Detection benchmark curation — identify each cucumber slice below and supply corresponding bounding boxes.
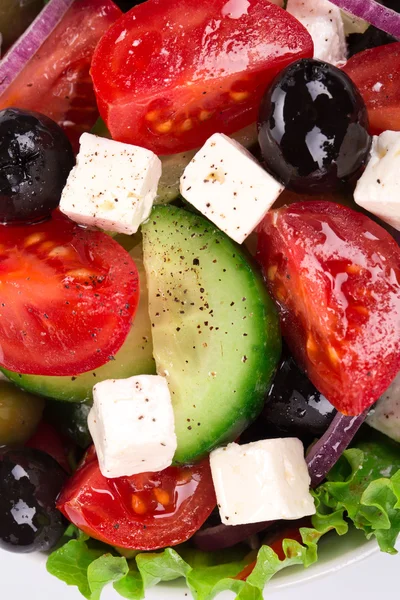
[142,205,281,464]
[91,118,259,205]
[2,242,156,402]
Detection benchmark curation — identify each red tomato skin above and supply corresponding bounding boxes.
[256,201,400,416]
[26,421,71,473]
[57,448,216,550]
[91,0,313,155]
[0,0,121,150]
[343,43,400,136]
[0,212,139,376]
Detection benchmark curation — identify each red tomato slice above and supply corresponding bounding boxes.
[0,0,121,150]
[343,43,400,136]
[27,421,71,473]
[57,447,216,550]
[91,0,313,155]
[0,212,139,376]
[256,201,400,416]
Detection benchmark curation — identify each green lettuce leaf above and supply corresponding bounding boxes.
[312,432,400,553]
[47,430,400,600]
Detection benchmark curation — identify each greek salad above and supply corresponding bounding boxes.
[0,0,400,599]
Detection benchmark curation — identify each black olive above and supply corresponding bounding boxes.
[0,448,66,553]
[262,351,336,440]
[258,59,371,193]
[0,108,74,224]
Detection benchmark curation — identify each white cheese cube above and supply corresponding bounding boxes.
[179,133,284,244]
[354,131,400,231]
[210,439,315,526]
[287,0,347,66]
[367,373,400,443]
[88,375,177,478]
[60,133,162,234]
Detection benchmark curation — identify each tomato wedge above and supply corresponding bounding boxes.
[91,0,313,154]
[257,202,400,416]
[0,0,121,150]
[343,42,400,135]
[0,211,139,376]
[57,446,216,550]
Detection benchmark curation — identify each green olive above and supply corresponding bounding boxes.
[0,381,44,445]
[0,0,43,51]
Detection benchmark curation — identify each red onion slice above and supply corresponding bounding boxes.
[0,0,74,95]
[327,0,400,40]
[194,410,368,551]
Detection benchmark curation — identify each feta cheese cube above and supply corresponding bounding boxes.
[210,439,315,525]
[367,373,400,443]
[60,133,162,235]
[354,131,400,231]
[88,375,177,478]
[180,133,284,244]
[286,0,347,66]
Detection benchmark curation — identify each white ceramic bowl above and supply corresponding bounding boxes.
[0,529,381,600]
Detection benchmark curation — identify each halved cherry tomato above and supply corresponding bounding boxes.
[27,421,71,473]
[0,0,121,150]
[343,43,400,135]
[57,446,216,550]
[0,211,139,376]
[235,522,310,580]
[91,0,313,155]
[257,201,400,416]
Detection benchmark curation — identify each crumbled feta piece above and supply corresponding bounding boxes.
[210,439,316,525]
[354,131,400,231]
[88,375,177,478]
[286,0,347,66]
[179,133,284,244]
[60,133,162,234]
[367,373,400,443]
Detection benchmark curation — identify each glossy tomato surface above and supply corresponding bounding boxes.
[0,212,139,376]
[0,0,121,150]
[257,202,400,416]
[91,0,313,154]
[343,42,400,135]
[57,447,216,550]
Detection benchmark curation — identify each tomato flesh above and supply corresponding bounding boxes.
[57,447,216,550]
[0,0,121,150]
[91,0,313,154]
[27,421,71,473]
[0,212,139,376]
[257,201,400,416]
[343,42,400,136]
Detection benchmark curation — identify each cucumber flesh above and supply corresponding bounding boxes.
[2,242,156,402]
[142,205,281,464]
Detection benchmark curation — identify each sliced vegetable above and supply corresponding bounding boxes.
[57,447,216,550]
[0,211,139,376]
[91,0,313,154]
[3,239,154,400]
[257,201,400,416]
[0,0,122,149]
[142,206,281,464]
[343,42,400,135]
[48,432,400,598]
[327,0,400,39]
[0,0,74,90]
[306,410,368,487]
